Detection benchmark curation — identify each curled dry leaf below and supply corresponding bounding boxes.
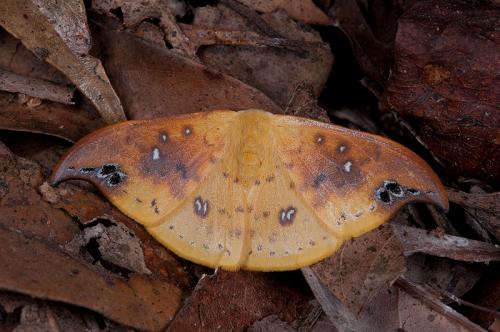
[0,91,104,142]
[0,0,126,123]
[0,142,185,330]
[0,28,70,87]
[167,270,311,332]
[93,22,282,119]
[236,0,331,25]
[380,0,500,183]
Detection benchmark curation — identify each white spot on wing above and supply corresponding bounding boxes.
[152,148,160,160]
[343,161,352,172]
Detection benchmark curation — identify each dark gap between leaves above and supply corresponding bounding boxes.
[82,227,133,279]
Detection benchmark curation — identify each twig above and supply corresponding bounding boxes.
[301,267,368,332]
[219,0,282,38]
[396,276,488,332]
[160,8,198,59]
[0,68,74,104]
[391,224,500,262]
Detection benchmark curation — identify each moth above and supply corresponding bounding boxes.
[51,109,448,271]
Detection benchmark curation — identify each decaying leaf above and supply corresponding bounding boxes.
[310,224,406,315]
[0,91,104,142]
[0,225,182,331]
[0,290,128,331]
[51,110,446,270]
[329,0,403,85]
[396,276,488,332]
[167,270,311,331]
[0,141,185,330]
[0,0,126,123]
[93,22,282,119]
[235,0,331,25]
[192,6,333,108]
[380,0,500,183]
[448,188,500,240]
[92,0,195,58]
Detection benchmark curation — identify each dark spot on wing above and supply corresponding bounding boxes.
[194,196,209,218]
[313,173,327,188]
[79,164,127,188]
[375,180,421,204]
[279,206,297,226]
[176,162,188,179]
[97,164,118,178]
[266,175,274,183]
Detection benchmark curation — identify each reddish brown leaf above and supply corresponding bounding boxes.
[167,270,311,331]
[0,142,186,330]
[0,92,104,142]
[93,20,282,120]
[310,224,406,315]
[380,0,500,183]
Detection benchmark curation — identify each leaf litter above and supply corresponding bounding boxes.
[0,0,499,331]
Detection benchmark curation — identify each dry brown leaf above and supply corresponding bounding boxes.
[405,255,483,304]
[0,290,129,331]
[396,276,488,332]
[92,0,186,26]
[32,0,91,55]
[167,270,311,331]
[380,0,500,183]
[92,0,196,58]
[236,0,331,25]
[310,224,406,315]
[0,225,181,331]
[0,141,186,330]
[448,188,500,240]
[0,0,126,123]
[329,0,403,85]
[93,21,282,119]
[0,92,105,142]
[0,28,70,86]
[192,6,333,108]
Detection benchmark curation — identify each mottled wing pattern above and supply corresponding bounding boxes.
[147,144,249,270]
[273,115,448,240]
[51,110,448,271]
[51,111,237,227]
[242,157,343,270]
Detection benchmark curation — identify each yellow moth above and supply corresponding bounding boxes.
[51,110,448,271]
